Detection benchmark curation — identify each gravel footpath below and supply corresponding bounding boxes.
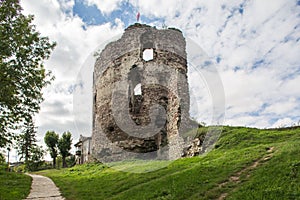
[24,174,65,200]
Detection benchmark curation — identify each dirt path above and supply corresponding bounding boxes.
[216,147,275,200]
[25,174,65,200]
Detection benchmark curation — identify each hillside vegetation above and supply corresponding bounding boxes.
[38,126,300,200]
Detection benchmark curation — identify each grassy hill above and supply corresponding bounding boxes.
[36,126,300,200]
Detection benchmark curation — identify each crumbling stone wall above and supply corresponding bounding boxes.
[92,24,192,162]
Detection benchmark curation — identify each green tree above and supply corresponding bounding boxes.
[56,156,62,168]
[66,154,76,167]
[0,153,5,164]
[27,145,45,171]
[44,131,58,168]
[0,152,6,172]
[16,117,45,171]
[17,117,37,164]
[58,132,72,168]
[0,0,56,148]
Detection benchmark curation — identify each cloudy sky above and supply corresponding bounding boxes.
[13,0,300,160]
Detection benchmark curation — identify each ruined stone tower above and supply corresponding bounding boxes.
[92,24,193,162]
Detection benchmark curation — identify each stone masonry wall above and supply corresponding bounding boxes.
[92,24,192,162]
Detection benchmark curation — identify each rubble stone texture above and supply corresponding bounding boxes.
[92,24,195,162]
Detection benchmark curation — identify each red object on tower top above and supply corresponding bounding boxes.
[136,12,140,22]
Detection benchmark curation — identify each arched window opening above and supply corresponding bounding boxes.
[128,66,143,115]
[142,49,153,61]
[134,83,142,95]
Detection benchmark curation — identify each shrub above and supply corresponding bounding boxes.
[14,164,26,173]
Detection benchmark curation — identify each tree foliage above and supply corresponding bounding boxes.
[0,0,56,147]
[17,119,36,163]
[26,145,45,171]
[44,131,58,168]
[0,153,5,164]
[58,131,72,168]
[66,154,76,167]
[16,117,45,171]
[17,117,37,163]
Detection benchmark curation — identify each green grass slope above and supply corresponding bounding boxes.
[0,170,31,200]
[38,126,300,200]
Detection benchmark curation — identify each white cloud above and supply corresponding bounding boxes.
[243,0,287,28]
[19,0,124,151]
[279,75,300,97]
[272,117,294,128]
[59,0,75,12]
[159,0,300,128]
[224,115,270,128]
[264,98,298,115]
[84,0,123,14]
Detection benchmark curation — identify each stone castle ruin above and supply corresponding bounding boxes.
[92,24,198,162]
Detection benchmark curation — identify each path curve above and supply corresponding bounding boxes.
[25,174,65,200]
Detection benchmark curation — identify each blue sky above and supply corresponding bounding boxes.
[13,0,300,161]
[73,0,164,27]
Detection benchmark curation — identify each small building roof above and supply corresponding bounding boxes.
[74,135,91,147]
